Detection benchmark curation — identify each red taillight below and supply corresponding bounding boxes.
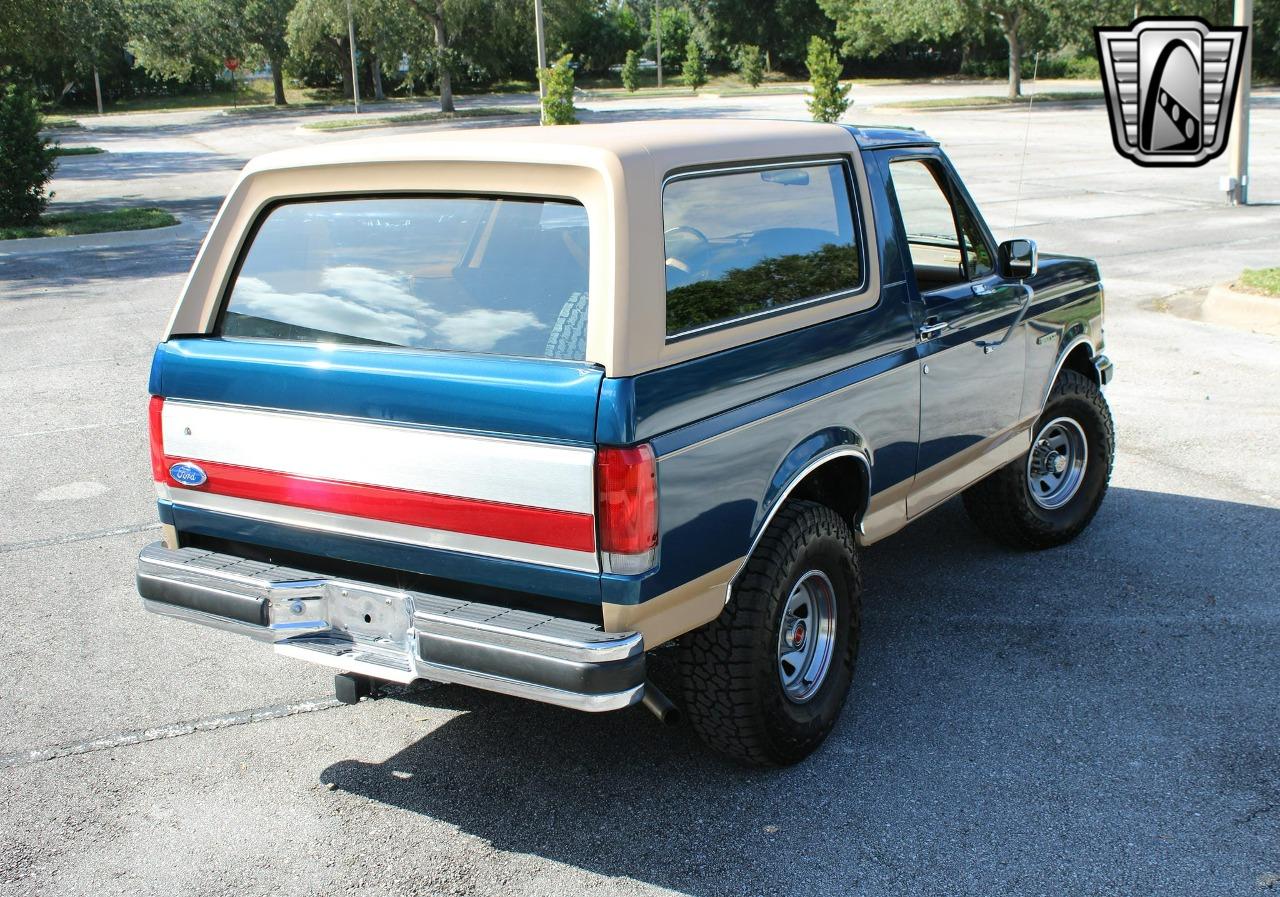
[595,444,658,571]
[148,395,166,482]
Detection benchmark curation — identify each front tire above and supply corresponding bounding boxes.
[963,369,1114,549]
[677,500,861,767]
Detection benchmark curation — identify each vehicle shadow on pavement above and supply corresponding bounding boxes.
[320,488,1280,895]
[0,235,204,296]
[52,150,245,181]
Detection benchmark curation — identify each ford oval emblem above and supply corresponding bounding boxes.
[169,461,208,487]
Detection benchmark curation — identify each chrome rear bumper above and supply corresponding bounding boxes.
[136,543,644,712]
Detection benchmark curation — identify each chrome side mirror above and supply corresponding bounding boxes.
[997,238,1038,280]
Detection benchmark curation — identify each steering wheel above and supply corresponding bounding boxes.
[664,225,709,246]
[664,225,709,278]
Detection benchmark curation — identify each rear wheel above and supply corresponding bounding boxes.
[963,369,1114,549]
[677,500,861,767]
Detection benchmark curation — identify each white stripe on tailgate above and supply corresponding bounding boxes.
[162,401,595,514]
[170,489,599,572]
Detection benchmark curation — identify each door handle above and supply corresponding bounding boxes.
[919,320,950,340]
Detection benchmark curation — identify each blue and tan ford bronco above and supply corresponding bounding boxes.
[138,120,1114,766]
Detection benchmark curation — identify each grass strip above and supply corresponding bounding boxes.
[1238,268,1280,297]
[1,207,177,240]
[887,91,1104,109]
[303,106,531,131]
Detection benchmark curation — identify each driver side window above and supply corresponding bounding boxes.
[889,158,992,294]
[662,161,861,338]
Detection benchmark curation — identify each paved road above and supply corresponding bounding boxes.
[1,91,1278,897]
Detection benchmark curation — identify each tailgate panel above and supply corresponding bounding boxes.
[152,339,605,578]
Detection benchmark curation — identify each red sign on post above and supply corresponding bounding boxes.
[225,57,240,71]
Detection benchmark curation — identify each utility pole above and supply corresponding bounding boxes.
[1227,0,1252,205]
[534,0,548,123]
[92,66,103,115]
[655,0,663,87]
[347,0,361,114]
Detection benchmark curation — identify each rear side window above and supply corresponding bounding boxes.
[662,161,861,338]
[219,196,590,360]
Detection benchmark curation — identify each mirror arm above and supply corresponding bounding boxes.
[977,282,1035,352]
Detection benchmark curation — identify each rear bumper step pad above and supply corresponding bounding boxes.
[137,543,644,712]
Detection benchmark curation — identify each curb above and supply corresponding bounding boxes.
[1202,284,1280,333]
[873,96,1105,113]
[0,216,205,257]
[298,110,535,134]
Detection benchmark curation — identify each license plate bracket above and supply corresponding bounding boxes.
[325,584,412,650]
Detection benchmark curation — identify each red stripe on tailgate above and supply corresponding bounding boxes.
[163,457,596,553]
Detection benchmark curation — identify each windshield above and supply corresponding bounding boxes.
[218,196,590,361]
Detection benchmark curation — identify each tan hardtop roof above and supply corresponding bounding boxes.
[174,118,876,377]
[245,119,856,176]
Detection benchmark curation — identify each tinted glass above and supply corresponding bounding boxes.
[889,158,992,290]
[220,196,590,360]
[889,158,965,291]
[662,162,860,337]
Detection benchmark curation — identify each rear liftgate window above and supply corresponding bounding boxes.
[220,196,591,361]
[662,161,861,338]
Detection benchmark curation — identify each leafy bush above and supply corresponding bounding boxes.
[539,55,577,125]
[1064,54,1100,79]
[806,36,850,124]
[622,49,640,92]
[960,53,1099,80]
[0,83,58,227]
[735,44,764,88]
[683,37,706,91]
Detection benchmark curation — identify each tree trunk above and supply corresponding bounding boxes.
[270,54,287,105]
[433,0,453,112]
[338,38,354,99]
[1003,12,1022,100]
[370,54,384,101]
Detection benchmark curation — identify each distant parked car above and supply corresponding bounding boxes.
[137,120,1114,766]
[608,57,659,72]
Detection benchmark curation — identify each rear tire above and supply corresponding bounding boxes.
[677,500,861,767]
[963,369,1114,549]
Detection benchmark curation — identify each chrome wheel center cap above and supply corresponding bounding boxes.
[787,620,807,650]
[1048,452,1068,475]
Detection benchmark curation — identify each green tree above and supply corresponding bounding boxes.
[702,0,830,73]
[539,53,577,124]
[2,0,128,107]
[805,35,849,123]
[286,0,357,99]
[621,48,640,91]
[648,4,694,70]
[126,0,234,82]
[0,83,58,226]
[683,36,706,89]
[735,43,763,86]
[401,0,455,111]
[542,0,639,74]
[816,0,1102,98]
[242,0,295,104]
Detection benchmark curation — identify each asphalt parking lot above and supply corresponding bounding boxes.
[1,89,1278,896]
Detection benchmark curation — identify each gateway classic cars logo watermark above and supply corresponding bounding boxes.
[1095,17,1248,166]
